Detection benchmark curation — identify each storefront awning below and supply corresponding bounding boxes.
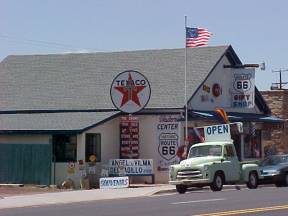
[190,110,284,123]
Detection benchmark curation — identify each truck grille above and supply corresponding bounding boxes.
[177,169,203,179]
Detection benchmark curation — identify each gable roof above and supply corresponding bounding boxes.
[0,46,230,112]
[0,46,274,133]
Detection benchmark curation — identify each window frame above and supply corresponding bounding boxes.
[85,133,101,163]
[52,134,77,162]
[225,145,235,157]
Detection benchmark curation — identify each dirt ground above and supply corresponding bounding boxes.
[0,185,69,198]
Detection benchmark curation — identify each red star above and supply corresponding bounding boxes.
[114,73,146,107]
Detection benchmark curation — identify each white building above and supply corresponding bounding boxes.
[0,46,282,187]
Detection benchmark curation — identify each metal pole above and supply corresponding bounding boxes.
[184,16,188,142]
[280,69,282,89]
[272,69,288,89]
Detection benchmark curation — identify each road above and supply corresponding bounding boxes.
[1,186,288,216]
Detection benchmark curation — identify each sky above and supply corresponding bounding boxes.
[1,0,288,90]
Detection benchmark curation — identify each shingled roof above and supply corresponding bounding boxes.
[0,111,119,133]
[0,45,232,112]
[0,45,243,132]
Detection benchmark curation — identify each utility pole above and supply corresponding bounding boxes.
[271,69,288,90]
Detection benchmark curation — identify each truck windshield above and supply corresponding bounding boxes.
[188,145,222,158]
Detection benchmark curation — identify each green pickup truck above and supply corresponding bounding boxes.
[169,141,262,193]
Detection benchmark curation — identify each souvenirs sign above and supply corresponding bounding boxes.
[99,176,129,189]
[231,69,255,108]
[110,70,151,113]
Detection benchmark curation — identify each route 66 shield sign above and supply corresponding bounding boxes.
[158,133,178,161]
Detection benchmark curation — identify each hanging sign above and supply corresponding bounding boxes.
[110,70,151,113]
[204,124,231,142]
[231,69,255,108]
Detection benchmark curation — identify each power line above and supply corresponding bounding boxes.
[0,33,81,50]
[0,33,110,53]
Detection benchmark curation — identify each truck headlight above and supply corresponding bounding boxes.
[203,165,209,171]
[169,166,175,179]
[169,166,174,172]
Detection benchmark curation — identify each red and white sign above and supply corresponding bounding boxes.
[120,116,139,159]
[110,70,151,113]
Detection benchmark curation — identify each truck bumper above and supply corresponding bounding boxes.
[169,178,211,185]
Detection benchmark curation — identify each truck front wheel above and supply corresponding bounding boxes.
[176,185,187,194]
[246,171,258,189]
[210,173,224,191]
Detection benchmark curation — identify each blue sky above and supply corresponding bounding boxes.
[1,0,287,90]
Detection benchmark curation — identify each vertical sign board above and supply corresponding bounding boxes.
[110,70,151,159]
[120,116,139,159]
[157,115,180,171]
[231,68,255,108]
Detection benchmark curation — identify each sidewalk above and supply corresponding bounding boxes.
[0,184,175,210]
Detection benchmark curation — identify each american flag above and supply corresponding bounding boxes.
[186,27,212,48]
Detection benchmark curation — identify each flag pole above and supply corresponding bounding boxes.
[184,16,188,143]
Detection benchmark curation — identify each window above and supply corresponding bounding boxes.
[189,145,222,158]
[53,135,77,162]
[85,133,101,162]
[244,130,261,159]
[225,145,235,157]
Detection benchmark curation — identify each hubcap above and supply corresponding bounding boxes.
[250,174,256,186]
[216,176,222,188]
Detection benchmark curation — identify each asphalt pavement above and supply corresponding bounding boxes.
[0,183,254,210]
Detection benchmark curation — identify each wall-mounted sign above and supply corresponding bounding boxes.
[212,83,222,97]
[157,115,180,171]
[120,116,139,159]
[110,70,151,113]
[108,159,153,176]
[231,69,255,108]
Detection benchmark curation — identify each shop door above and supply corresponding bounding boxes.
[0,144,52,185]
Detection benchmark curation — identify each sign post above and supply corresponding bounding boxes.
[111,70,151,159]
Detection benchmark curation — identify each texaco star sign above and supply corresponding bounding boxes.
[110,70,151,113]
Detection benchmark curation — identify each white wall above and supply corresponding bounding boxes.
[54,117,120,187]
[189,56,261,114]
[53,115,187,185]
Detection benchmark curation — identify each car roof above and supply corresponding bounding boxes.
[267,154,288,158]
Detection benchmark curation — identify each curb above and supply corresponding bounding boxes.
[153,184,247,195]
[153,184,276,195]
